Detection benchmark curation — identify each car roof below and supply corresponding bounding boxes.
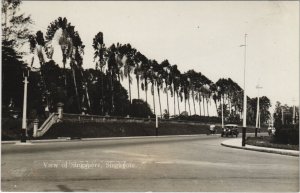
[225,124,238,127]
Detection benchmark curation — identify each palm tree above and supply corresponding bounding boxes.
[148,60,157,114]
[45,17,85,112]
[28,31,46,67]
[186,70,199,115]
[152,60,163,117]
[161,60,171,115]
[140,59,151,104]
[92,32,106,114]
[28,31,51,112]
[180,73,190,115]
[133,51,147,100]
[210,83,221,116]
[170,65,181,116]
[122,44,135,103]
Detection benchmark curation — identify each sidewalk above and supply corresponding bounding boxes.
[221,138,299,157]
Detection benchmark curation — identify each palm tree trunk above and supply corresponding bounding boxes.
[188,94,191,116]
[72,67,81,112]
[215,100,218,116]
[176,91,180,115]
[202,95,206,116]
[101,68,104,115]
[206,98,210,117]
[63,55,67,86]
[85,85,91,110]
[152,84,156,114]
[137,76,140,100]
[145,79,148,104]
[80,70,91,111]
[198,93,202,116]
[192,89,196,115]
[184,93,187,113]
[110,71,114,114]
[157,86,162,118]
[173,86,176,116]
[128,74,131,104]
[166,89,170,114]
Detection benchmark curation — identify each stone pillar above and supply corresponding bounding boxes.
[57,103,64,120]
[33,119,39,137]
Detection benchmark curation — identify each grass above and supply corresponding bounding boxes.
[1,115,268,140]
[246,136,299,151]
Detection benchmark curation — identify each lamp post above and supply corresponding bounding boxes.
[21,66,30,143]
[255,84,262,137]
[240,33,248,146]
[292,98,296,125]
[218,86,224,129]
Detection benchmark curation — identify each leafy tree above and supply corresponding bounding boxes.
[247,96,271,126]
[2,41,25,110]
[2,0,33,51]
[129,99,154,118]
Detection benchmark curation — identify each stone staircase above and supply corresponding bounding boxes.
[33,113,61,138]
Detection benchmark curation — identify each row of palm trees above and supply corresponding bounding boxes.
[28,17,245,118]
[92,31,245,118]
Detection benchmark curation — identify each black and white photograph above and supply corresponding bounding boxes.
[1,0,299,192]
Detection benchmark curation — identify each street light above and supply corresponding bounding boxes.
[255,84,262,137]
[240,33,248,146]
[21,65,30,143]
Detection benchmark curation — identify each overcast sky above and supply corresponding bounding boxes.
[21,1,299,115]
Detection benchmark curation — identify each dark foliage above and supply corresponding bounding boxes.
[129,99,154,118]
[2,40,25,109]
[273,124,299,145]
[172,114,221,123]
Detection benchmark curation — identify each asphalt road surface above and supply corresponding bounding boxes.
[1,135,299,192]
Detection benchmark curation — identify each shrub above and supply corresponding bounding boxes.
[129,99,154,118]
[172,114,221,123]
[273,124,299,145]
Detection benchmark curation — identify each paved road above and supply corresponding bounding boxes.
[1,135,299,192]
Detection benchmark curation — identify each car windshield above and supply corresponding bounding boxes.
[226,126,236,129]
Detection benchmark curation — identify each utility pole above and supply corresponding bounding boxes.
[240,33,247,146]
[21,67,30,143]
[255,84,262,137]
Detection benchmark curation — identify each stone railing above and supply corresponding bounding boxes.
[33,103,64,138]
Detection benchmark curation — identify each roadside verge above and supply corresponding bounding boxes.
[221,138,299,157]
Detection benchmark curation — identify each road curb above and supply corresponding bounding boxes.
[221,140,299,157]
[1,134,218,144]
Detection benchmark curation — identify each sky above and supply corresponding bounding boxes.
[20,1,299,116]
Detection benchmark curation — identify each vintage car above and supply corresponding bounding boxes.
[221,124,239,137]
